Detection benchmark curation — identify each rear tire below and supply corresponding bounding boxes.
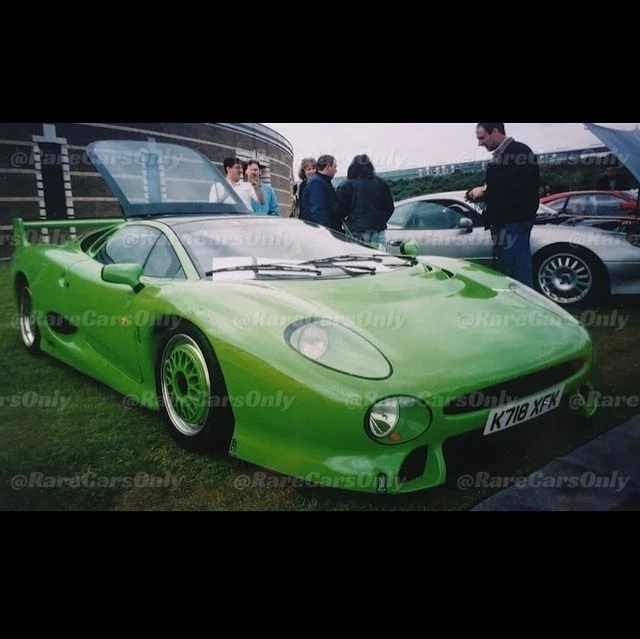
[156,323,234,453]
[18,284,41,355]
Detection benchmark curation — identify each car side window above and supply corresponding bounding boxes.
[143,233,186,279]
[410,202,463,230]
[428,199,481,226]
[388,202,418,227]
[565,195,591,215]
[593,194,626,215]
[94,226,161,267]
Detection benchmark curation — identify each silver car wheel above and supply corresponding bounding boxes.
[537,253,593,305]
[20,287,36,347]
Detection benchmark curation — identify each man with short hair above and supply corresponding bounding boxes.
[209,157,265,210]
[300,154,340,231]
[245,160,280,216]
[596,164,630,191]
[467,123,539,288]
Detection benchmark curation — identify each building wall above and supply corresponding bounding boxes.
[0,122,294,260]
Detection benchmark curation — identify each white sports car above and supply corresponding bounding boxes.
[385,190,640,306]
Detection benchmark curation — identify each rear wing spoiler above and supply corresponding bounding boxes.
[12,218,125,249]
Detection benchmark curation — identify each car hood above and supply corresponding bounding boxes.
[170,257,590,393]
[585,123,640,185]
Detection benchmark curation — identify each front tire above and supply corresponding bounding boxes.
[534,246,608,307]
[156,323,234,452]
[18,284,41,355]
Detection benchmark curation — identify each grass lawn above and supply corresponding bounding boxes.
[1,261,639,511]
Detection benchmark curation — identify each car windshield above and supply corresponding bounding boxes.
[172,218,395,275]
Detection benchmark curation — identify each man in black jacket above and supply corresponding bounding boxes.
[595,164,630,191]
[467,123,539,288]
[335,154,395,246]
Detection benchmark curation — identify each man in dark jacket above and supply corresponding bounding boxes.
[335,154,395,246]
[595,164,630,191]
[300,155,340,231]
[467,123,539,288]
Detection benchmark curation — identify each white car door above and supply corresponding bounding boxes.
[386,201,494,265]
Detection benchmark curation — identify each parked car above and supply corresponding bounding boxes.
[540,190,639,218]
[386,192,640,306]
[410,190,556,218]
[10,139,597,495]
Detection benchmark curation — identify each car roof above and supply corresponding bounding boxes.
[394,190,470,205]
[541,190,634,201]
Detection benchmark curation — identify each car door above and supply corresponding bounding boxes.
[61,225,162,383]
[386,200,494,264]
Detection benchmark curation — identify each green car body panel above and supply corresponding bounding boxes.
[10,217,597,494]
[8,140,598,494]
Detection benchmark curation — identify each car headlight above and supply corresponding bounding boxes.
[366,396,432,445]
[285,318,391,379]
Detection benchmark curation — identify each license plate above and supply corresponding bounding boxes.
[483,383,565,436]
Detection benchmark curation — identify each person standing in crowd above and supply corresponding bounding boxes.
[300,154,340,231]
[466,123,539,288]
[291,158,317,218]
[245,160,280,216]
[595,162,630,191]
[335,154,395,247]
[209,157,264,210]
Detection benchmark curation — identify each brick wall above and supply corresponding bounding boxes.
[0,123,294,260]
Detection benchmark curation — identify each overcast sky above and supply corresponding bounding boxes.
[262,123,640,178]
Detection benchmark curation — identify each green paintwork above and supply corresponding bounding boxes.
[102,263,144,289]
[10,129,602,497]
[10,215,597,494]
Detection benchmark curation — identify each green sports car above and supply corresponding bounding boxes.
[10,140,598,494]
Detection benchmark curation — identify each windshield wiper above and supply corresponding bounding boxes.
[301,254,385,265]
[205,263,321,276]
[302,253,419,267]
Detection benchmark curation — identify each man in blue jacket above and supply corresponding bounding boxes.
[300,155,340,231]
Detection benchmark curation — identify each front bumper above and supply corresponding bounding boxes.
[230,361,596,495]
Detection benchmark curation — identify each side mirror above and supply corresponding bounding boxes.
[401,240,419,256]
[102,263,144,292]
[459,217,473,232]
